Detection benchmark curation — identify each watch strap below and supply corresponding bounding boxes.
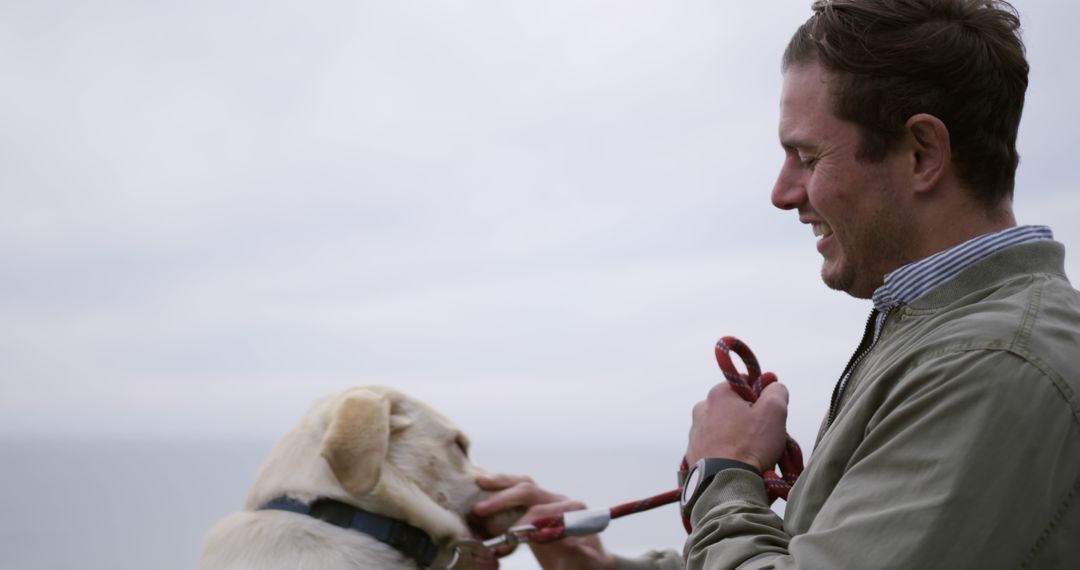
[680,458,760,517]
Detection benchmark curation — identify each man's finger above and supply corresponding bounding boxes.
[523,499,588,523]
[473,481,566,516]
[757,382,790,412]
[477,473,533,491]
[706,381,744,404]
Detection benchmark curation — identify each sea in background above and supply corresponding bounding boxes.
[0,437,704,570]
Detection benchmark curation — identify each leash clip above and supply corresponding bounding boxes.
[443,525,536,569]
[442,538,482,570]
[482,524,537,550]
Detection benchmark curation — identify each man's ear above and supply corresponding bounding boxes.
[905,113,952,194]
[320,390,391,497]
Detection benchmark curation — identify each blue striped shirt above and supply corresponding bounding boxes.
[871,225,1054,339]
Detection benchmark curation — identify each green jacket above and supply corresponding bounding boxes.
[619,240,1080,569]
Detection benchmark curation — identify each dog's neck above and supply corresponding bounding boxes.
[365,463,472,542]
[247,438,470,548]
[246,409,474,558]
[261,496,441,568]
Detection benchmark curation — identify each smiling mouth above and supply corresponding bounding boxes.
[812,222,833,238]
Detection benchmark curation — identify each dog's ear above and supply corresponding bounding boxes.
[389,402,415,431]
[320,391,391,497]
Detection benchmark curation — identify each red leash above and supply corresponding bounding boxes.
[712,336,804,503]
[480,337,804,550]
[524,489,683,544]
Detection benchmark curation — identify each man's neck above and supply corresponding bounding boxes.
[908,194,1016,266]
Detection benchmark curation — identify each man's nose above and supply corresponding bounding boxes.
[771,164,806,211]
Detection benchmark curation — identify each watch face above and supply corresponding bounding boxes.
[681,465,701,506]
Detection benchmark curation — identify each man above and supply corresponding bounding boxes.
[474,0,1080,568]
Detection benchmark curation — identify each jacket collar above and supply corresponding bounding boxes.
[873,225,1054,313]
[910,240,1067,311]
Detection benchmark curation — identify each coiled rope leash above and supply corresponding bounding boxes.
[448,336,803,566]
[711,336,804,503]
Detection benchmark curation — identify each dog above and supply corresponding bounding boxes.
[197,386,517,569]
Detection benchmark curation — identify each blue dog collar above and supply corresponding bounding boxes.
[262,497,439,567]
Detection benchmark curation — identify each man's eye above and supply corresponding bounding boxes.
[798,156,818,169]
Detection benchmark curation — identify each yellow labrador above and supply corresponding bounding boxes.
[197,386,511,569]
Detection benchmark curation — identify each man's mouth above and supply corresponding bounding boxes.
[812,222,833,238]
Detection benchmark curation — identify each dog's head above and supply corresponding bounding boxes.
[246,386,511,545]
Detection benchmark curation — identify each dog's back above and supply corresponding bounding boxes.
[198,509,417,570]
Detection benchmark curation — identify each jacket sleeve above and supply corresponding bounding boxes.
[684,350,1080,569]
[613,549,684,570]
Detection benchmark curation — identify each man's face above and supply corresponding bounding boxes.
[771,62,914,299]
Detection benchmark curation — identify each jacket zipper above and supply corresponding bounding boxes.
[826,308,890,429]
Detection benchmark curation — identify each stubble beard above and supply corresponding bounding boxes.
[821,203,908,300]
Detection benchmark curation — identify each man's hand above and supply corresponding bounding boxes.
[686,381,790,471]
[472,473,615,570]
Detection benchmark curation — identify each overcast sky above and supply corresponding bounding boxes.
[2,0,1078,454]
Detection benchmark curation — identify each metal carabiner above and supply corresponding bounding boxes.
[440,525,537,569]
[481,524,537,550]
[440,538,483,570]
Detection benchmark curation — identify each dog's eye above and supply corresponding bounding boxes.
[454,435,469,457]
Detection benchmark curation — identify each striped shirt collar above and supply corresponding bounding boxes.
[872,225,1054,316]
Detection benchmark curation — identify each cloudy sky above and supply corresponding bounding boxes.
[2,0,1078,457]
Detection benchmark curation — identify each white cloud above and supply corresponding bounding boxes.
[1,0,1076,450]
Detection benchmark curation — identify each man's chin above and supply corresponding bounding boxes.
[821,266,873,300]
[820,264,849,292]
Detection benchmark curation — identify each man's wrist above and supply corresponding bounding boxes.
[680,457,760,516]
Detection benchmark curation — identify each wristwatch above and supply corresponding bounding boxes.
[680,458,760,517]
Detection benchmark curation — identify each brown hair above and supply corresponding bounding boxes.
[783,0,1029,208]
